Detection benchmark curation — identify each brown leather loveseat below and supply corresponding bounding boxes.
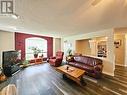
[68,55,103,79]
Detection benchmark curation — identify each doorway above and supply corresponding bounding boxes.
[114,31,126,67]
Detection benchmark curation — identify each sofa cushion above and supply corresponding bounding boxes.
[74,63,94,73]
[74,56,82,62]
[86,58,97,66]
[74,56,102,66]
[82,65,94,73]
[74,56,88,64]
[68,62,76,65]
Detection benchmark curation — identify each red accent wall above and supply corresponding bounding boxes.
[15,32,53,60]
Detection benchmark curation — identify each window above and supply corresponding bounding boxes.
[25,37,47,60]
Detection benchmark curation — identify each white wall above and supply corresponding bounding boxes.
[125,34,127,67]
[53,38,61,56]
[62,29,115,76]
[114,34,125,66]
[0,31,15,67]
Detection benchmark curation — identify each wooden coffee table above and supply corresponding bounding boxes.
[56,65,86,86]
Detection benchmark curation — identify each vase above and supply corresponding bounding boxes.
[34,54,38,58]
[41,54,44,57]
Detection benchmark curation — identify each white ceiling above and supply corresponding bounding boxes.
[0,0,127,37]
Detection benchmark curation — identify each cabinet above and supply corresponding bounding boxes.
[29,58,43,64]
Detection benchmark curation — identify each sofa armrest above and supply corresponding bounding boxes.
[94,64,103,72]
[56,58,62,61]
[93,64,103,78]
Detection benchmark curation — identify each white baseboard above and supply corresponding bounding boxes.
[102,71,114,76]
[116,64,126,67]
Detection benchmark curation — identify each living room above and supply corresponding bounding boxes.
[1,0,127,95]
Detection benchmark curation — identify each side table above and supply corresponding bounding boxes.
[29,57,43,64]
[0,73,7,82]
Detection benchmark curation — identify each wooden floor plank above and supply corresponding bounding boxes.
[1,63,127,95]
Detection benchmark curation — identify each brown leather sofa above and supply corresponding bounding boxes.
[68,55,103,78]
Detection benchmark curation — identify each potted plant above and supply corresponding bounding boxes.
[66,49,73,62]
[30,47,41,58]
[67,49,72,56]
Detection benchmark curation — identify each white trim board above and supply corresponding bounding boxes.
[102,71,114,76]
[115,64,126,67]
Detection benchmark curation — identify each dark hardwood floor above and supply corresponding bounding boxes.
[1,63,127,95]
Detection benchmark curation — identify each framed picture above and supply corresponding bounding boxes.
[114,40,121,48]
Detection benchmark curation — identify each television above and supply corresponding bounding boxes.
[2,50,21,77]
